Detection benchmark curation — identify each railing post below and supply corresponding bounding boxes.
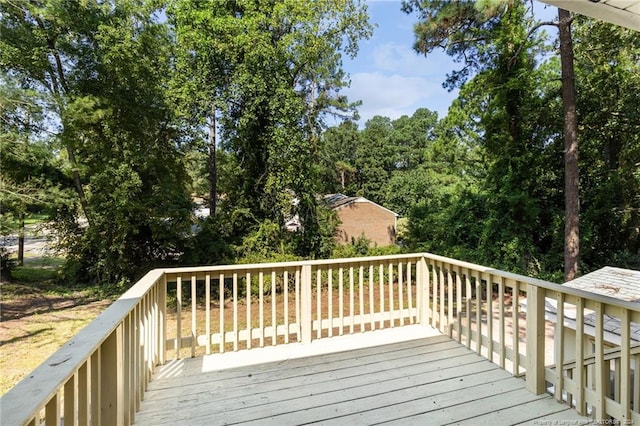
[418,256,429,325]
[301,263,313,344]
[526,283,546,394]
[101,324,124,425]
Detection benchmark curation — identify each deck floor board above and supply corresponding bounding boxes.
[135,329,592,425]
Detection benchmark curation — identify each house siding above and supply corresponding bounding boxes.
[334,201,396,246]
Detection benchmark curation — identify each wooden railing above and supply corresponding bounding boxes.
[1,253,638,425]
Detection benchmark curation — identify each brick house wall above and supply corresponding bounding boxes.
[332,198,397,246]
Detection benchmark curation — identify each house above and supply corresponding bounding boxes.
[325,194,399,246]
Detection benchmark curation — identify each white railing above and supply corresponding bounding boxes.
[1,253,638,425]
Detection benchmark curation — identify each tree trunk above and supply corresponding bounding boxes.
[18,212,25,266]
[558,8,579,281]
[208,103,217,217]
[66,146,91,226]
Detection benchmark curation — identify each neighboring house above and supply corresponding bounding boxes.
[325,194,398,247]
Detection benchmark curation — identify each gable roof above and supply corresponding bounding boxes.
[539,0,640,32]
[324,194,399,217]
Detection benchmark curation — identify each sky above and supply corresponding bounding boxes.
[339,0,559,127]
[339,0,460,127]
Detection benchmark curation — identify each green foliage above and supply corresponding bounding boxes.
[1,1,193,284]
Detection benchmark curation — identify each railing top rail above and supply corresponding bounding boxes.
[0,269,164,426]
[162,253,426,275]
[421,252,640,313]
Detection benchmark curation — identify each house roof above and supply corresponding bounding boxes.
[521,266,640,344]
[539,0,640,32]
[564,266,640,302]
[323,194,399,217]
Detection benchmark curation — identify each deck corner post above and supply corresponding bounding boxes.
[301,263,313,344]
[418,256,429,325]
[525,283,546,395]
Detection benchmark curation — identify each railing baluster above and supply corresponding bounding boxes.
[474,272,482,354]
[485,273,493,361]
[399,261,404,326]
[339,266,344,335]
[379,264,385,329]
[455,267,462,343]
[159,274,166,365]
[219,273,225,352]
[359,264,365,332]
[176,277,182,359]
[271,270,277,345]
[328,267,333,337]
[315,269,321,339]
[388,263,394,328]
[64,373,77,426]
[575,296,585,415]
[431,263,438,329]
[498,276,505,369]
[465,269,472,349]
[45,391,60,426]
[595,302,606,420]
[349,265,355,334]
[285,270,290,343]
[78,361,89,424]
[246,272,252,349]
[191,275,196,358]
[259,271,264,347]
[233,272,239,351]
[439,262,445,332]
[555,292,565,402]
[123,314,131,425]
[205,274,211,355]
[296,268,301,341]
[407,261,414,324]
[620,309,630,422]
[91,350,100,424]
[513,280,520,375]
[369,264,375,330]
[447,267,454,337]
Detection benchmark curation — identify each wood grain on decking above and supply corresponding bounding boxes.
[135,333,591,425]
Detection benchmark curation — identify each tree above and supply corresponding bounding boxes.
[169,0,372,257]
[572,19,640,269]
[356,115,394,203]
[402,0,591,278]
[1,1,193,283]
[319,121,360,195]
[558,8,580,281]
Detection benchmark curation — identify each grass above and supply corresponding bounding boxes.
[23,214,49,226]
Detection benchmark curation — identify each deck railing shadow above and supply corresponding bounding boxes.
[1,253,638,425]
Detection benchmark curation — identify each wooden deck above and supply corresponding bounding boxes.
[135,327,591,425]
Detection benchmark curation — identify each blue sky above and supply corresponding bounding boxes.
[340,1,459,126]
[340,0,559,127]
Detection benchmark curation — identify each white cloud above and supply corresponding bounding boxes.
[371,42,427,74]
[343,71,456,125]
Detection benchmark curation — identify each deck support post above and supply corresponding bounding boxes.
[525,284,546,395]
[417,256,429,325]
[301,263,313,344]
[101,324,124,425]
